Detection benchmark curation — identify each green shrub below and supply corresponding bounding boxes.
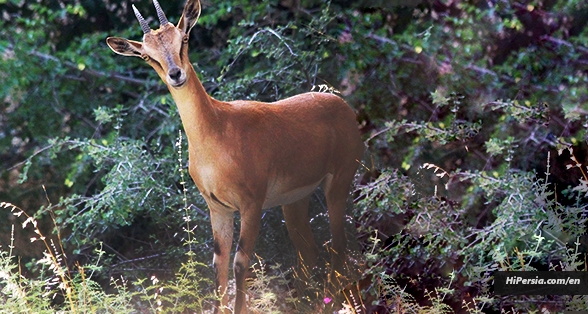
[3,0,588,312]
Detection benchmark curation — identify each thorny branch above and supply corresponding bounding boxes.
[364,33,572,94]
[5,43,160,88]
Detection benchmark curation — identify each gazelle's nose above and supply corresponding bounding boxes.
[167,66,186,87]
[169,67,182,81]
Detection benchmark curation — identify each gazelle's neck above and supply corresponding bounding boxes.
[168,65,221,144]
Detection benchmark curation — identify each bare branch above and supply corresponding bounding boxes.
[7,43,159,87]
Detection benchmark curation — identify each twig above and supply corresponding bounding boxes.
[365,126,392,144]
[363,32,562,93]
[188,204,209,218]
[5,139,95,172]
[217,28,299,83]
[7,43,159,87]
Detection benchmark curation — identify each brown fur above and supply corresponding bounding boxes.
[107,1,364,313]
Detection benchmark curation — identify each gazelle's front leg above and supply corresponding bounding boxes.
[209,204,235,314]
[233,205,262,314]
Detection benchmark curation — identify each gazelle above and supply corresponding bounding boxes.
[106,0,364,312]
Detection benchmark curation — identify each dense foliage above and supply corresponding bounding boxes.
[2,0,588,312]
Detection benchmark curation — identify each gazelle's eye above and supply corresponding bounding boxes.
[141,54,150,62]
[182,35,189,43]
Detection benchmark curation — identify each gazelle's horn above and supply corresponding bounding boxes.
[152,0,169,26]
[132,5,151,34]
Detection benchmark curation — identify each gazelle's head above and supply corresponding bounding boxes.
[106,0,201,88]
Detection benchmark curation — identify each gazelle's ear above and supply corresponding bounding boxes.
[106,37,144,57]
[177,0,201,35]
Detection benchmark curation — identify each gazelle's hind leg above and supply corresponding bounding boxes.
[322,170,356,291]
[282,195,320,287]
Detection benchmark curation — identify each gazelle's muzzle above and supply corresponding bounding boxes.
[167,66,187,87]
